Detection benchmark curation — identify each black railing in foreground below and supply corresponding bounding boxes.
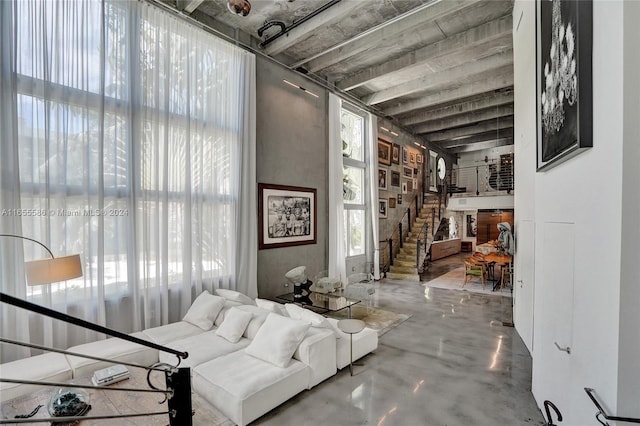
[584,387,640,425]
[0,292,192,425]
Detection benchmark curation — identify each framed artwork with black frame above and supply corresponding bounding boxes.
[378,139,392,166]
[259,183,317,249]
[397,194,402,204]
[391,170,400,187]
[402,146,408,163]
[536,0,592,171]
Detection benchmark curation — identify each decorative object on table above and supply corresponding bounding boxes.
[536,0,592,171]
[377,139,392,166]
[285,266,313,304]
[48,386,91,420]
[378,199,388,219]
[378,167,388,190]
[92,364,130,386]
[258,183,316,249]
[392,144,400,164]
[311,270,342,294]
[390,170,400,187]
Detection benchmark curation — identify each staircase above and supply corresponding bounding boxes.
[386,195,440,281]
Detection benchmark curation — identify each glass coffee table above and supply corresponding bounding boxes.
[276,291,361,318]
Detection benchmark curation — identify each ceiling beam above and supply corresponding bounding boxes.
[176,0,205,14]
[363,50,513,105]
[401,90,513,126]
[302,0,481,73]
[264,1,363,56]
[448,137,513,154]
[439,128,514,148]
[384,71,514,116]
[412,104,514,134]
[426,116,514,141]
[337,15,513,91]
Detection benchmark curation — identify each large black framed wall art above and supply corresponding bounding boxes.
[536,0,592,171]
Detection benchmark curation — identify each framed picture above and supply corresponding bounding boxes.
[536,0,592,171]
[379,199,388,219]
[392,144,400,164]
[378,167,388,190]
[413,177,418,190]
[414,168,419,176]
[402,146,408,163]
[391,170,400,187]
[258,183,316,250]
[389,197,396,208]
[402,182,408,194]
[410,152,416,163]
[378,139,392,166]
[397,194,402,204]
[403,166,413,178]
[416,154,423,164]
[406,179,413,192]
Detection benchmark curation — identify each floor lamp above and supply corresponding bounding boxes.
[0,234,193,425]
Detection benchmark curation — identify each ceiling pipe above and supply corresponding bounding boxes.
[258,0,341,49]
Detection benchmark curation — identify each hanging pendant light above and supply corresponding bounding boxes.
[227,0,251,16]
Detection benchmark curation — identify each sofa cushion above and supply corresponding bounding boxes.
[193,351,308,426]
[182,291,225,330]
[66,332,158,378]
[255,298,288,316]
[158,331,251,368]
[141,321,204,345]
[214,300,244,327]
[245,313,309,368]
[216,307,253,343]
[284,303,339,337]
[0,352,72,402]
[215,289,255,306]
[236,305,271,339]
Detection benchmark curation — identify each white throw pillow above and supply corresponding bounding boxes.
[245,313,310,368]
[215,289,256,305]
[236,305,271,339]
[214,300,244,327]
[182,291,225,330]
[284,303,340,338]
[215,307,253,343]
[255,299,288,317]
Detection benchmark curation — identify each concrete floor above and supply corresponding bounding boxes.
[256,255,545,426]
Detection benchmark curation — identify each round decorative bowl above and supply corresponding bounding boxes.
[48,387,91,418]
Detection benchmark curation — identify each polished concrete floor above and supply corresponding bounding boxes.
[257,255,545,426]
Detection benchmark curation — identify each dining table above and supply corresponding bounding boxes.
[481,253,512,291]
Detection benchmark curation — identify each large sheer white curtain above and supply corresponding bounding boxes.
[328,94,347,283]
[0,0,257,362]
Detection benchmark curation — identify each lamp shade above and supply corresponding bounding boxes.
[24,254,83,286]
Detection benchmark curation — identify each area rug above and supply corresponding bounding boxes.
[328,305,411,336]
[426,266,512,298]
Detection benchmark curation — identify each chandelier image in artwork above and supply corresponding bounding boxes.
[540,0,577,134]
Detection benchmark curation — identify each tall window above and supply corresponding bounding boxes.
[0,0,255,357]
[341,106,368,257]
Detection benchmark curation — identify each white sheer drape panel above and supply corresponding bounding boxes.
[367,115,380,279]
[0,0,256,360]
[328,94,347,284]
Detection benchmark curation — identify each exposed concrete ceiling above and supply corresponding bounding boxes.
[169,0,515,156]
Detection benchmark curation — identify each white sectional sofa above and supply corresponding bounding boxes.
[0,290,378,426]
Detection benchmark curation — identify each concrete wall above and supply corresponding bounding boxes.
[513,0,640,423]
[255,56,328,298]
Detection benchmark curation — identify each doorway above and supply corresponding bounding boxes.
[476,209,514,244]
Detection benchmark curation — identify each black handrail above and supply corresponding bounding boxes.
[584,387,640,425]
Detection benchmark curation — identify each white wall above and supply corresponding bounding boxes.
[513,1,633,424]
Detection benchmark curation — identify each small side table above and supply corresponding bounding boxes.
[337,319,366,376]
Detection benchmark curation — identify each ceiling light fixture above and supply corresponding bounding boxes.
[379,127,399,137]
[227,0,251,17]
[282,79,319,98]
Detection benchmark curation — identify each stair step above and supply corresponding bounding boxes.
[394,259,415,267]
[385,272,421,282]
[396,254,416,262]
[390,265,418,274]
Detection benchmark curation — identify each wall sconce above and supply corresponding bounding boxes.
[282,79,319,98]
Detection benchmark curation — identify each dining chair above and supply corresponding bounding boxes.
[463,259,486,289]
[345,272,376,312]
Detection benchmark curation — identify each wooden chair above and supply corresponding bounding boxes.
[463,259,486,289]
[499,262,512,291]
